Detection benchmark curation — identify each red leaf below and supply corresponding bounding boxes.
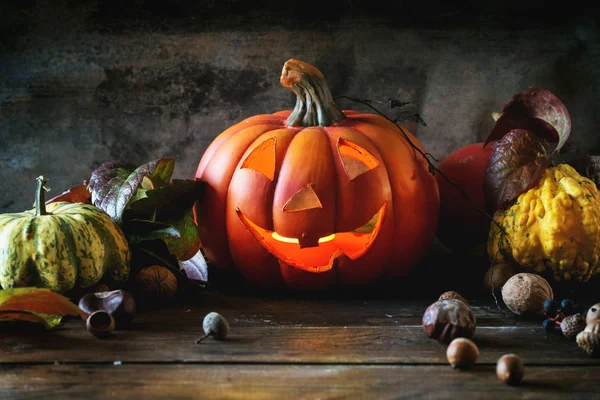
[484,129,550,211]
[0,288,83,318]
[46,181,92,205]
[484,87,571,158]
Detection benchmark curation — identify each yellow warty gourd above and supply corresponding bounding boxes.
[488,164,600,282]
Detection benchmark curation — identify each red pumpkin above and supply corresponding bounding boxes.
[435,142,493,253]
[195,59,439,289]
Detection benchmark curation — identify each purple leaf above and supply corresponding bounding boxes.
[179,249,208,282]
[484,129,550,211]
[484,87,571,158]
[87,158,175,223]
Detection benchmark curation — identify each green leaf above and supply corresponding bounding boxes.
[123,220,181,244]
[87,158,176,224]
[484,129,550,211]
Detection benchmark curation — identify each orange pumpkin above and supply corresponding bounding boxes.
[195,59,439,289]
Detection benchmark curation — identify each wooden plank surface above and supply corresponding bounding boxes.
[1,364,598,400]
[0,299,597,365]
[1,296,599,399]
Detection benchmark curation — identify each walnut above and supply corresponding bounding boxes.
[136,265,178,298]
[501,273,553,315]
[422,299,476,343]
[561,313,586,338]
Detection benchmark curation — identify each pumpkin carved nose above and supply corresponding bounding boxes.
[283,184,322,213]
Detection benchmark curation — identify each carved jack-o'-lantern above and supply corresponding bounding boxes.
[195,59,439,289]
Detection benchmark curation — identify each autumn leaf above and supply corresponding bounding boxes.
[0,288,83,329]
[46,182,92,205]
[484,87,571,159]
[87,158,176,223]
[484,129,550,211]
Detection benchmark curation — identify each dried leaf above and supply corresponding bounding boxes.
[484,129,550,211]
[46,182,92,205]
[179,249,209,282]
[484,87,571,158]
[87,158,175,223]
[0,288,83,329]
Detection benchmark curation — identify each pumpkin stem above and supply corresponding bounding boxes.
[35,176,50,216]
[280,59,346,127]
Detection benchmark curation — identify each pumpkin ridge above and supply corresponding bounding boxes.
[84,210,130,283]
[55,217,82,289]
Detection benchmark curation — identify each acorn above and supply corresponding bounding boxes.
[196,312,230,343]
[560,313,586,338]
[446,338,479,369]
[501,273,553,315]
[496,354,525,385]
[79,289,136,329]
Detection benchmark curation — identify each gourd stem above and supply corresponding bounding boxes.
[280,59,345,127]
[35,176,48,216]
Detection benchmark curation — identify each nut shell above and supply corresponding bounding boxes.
[561,313,587,338]
[136,265,178,298]
[484,263,518,294]
[446,338,479,369]
[496,354,525,385]
[438,291,469,306]
[576,330,600,357]
[422,299,476,343]
[501,273,553,315]
[586,303,600,324]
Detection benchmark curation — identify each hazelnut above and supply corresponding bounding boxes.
[501,273,553,315]
[496,354,525,385]
[586,303,600,324]
[86,310,115,338]
[560,313,586,338]
[484,263,518,294]
[576,326,600,357]
[438,291,469,306]
[78,289,136,329]
[136,265,178,298]
[446,338,479,369]
[422,299,476,343]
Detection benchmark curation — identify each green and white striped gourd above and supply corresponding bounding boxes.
[0,176,131,293]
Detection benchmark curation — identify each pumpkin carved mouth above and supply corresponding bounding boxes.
[236,202,387,273]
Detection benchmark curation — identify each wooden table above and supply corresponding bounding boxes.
[0,281,599,400]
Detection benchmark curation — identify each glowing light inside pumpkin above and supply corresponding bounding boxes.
[272,232,336,244]
[237,202,387,273]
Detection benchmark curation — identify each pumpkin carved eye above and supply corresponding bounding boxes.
[241,137,276,181]
[283,184,322,213]
[338,138,380,181]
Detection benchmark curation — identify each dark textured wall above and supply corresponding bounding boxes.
[1,0,599,213]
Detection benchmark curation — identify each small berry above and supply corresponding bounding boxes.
[542,319,555,332]
[561,299,575,316]
[196,312,230,343]
[544,299,558,314]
